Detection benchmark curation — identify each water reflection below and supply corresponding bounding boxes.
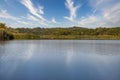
[0,40,120,80]
[0,41,38,79]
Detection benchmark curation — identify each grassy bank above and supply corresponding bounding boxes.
[13,34,120,40]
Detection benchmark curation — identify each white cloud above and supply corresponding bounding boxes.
[79,15,106,28]
[0,10,19,20]
[102,3,120,24]
[27,14,39,21]
[51,17,57,23]
[20,0,46,21]
[80,16,98,25]
[0,10,32,26]
[20,0,58,27]
[17,20,29,25]
[64,0,80,22]
[38,6,44,15]
[79,0,120,27]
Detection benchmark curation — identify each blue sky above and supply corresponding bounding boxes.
[0,0,120,28]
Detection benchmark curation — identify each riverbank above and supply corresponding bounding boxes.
[1,23,120,40]
[13,34,120,40]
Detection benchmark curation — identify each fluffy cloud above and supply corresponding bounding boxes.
[64,0,80,22]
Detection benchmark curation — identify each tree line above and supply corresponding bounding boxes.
[0,22,120,40]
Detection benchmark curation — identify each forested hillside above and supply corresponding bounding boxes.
[0,23,120,40]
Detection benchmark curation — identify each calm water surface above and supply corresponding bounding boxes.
[0,40,120,80]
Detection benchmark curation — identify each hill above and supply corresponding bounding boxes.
[0,22,120,40]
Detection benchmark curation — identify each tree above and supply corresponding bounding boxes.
[0,23,6,29]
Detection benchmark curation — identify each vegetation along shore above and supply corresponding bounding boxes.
[0,23,120,40]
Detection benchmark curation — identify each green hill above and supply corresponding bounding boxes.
[0,22,120,40]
